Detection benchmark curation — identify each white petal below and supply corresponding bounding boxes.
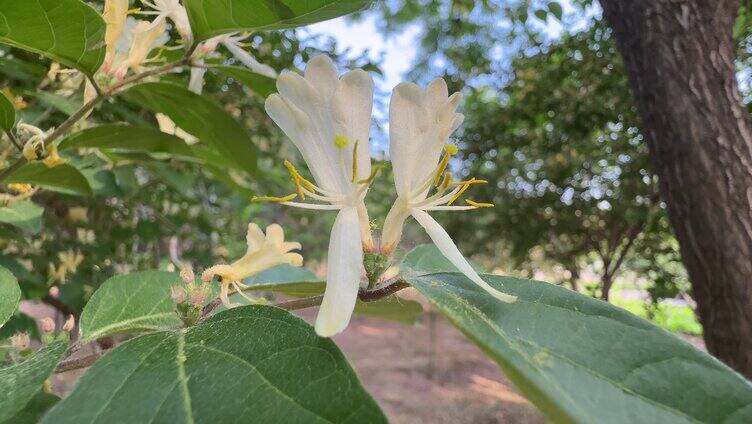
[304,55,339,97]
[223,40,277,78]
[188,62,206,94]
[315,207,363,337]
[333,69,373,181]
[389,81,451,199]
[411,209,516,303]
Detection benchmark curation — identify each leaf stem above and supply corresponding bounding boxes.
[3,129,22,152]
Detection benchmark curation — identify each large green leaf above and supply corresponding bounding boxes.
[122,82,256,174]
[184,0,375,40]
[22,90,80,116]
[0,265,20,328]
[400,244,482,275]
[214,66,277,98]
[0,341,67,423]
[79,271,182,343]
[404,267,752,422]
[0,91,14,131]
[0,0,105,75]
[0,201,43,234]
[59,125,194,158]
[4,163,92,196]
[242,265,423,324]
[43,306,387,423]
[3,392,59,424]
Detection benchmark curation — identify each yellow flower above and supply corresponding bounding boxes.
[202,223,303,308]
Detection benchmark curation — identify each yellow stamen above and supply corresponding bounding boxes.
[444,143,459,155]
[356,163,384,185]
[334,134,348,149]
[439,172,452,191]
[127,7,141,14]
[251,193,297,203]
[433,144,460,185]
[351,140,359,183]
[449,178,487,186]
[448,181,473,206]
[466,199,495,208]
[283,160,316,192]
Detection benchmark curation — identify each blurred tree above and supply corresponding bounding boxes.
[451,22,664,301]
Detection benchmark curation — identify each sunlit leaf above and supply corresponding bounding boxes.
[5,163,92,196]
[0,266,20,328]
[43,306,387,423]
[402,247,752,423]
[79,271,182,343]
[184,0,375,40]
[0,341,67,423]
[0,0,105,75]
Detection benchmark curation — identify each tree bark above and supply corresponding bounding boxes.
[600,0,752,378]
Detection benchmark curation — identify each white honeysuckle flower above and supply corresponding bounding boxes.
[202,223,303,308]
[102,0,129,71]
[140,0,193,45]
[108,17,169,80]
[189,33,277,95]
[261,55,375,336]
[381,79,516,303]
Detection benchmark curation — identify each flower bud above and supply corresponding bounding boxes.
[62,315,75,332]
[180,267,195,285]
[48,286,60,298]
[171,285,187,304]
[40,317,55,333]
[10,333,30,350]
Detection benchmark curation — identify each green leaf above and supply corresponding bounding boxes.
[406,270,752,423]
[548,2,563,21]
[0,201,43,234]
[43,306,387,423]
[185,0,375,40]
[242,266,423,324]
[5,163,92,196]
[400,244,481,276]
[0,341,67,423]
[122,83,256,174]
[2,392,59,424]
[22,90,80,116]
[81,168,123,198]
[0,91,14,131]
[0,0,105,75]
[214,66,277,98]
[79,271,182,343]
[59,125,195,158]
[0,266,20,328]
[534,8,548,22]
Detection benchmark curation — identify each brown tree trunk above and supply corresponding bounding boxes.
[600,0,752,378]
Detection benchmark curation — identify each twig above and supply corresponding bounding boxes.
[3,129,22,152]
[275,295,325,311]
[55,351,102,373]
[42,295,78,318]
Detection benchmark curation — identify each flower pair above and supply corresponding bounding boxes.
[262,56,516,337]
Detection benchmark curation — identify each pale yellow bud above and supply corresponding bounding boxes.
[10,333,30,350]
[40,317,55,333]
[62,315,75,332]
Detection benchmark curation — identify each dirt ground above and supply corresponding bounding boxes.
[327,312,545,424]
